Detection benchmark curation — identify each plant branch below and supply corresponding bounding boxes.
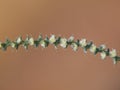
[0,34,119,64]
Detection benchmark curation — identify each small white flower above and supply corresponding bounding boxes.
[16,37,22,44]
[28,38,34,45]
[109,49,117,58]
[49,35,56,44]
[71,43,78,51]
[100,51,106,60]
[68,36,74,42]
[40,40,46,48]
[11,42,15,48]
[90,44,97,53]
[60,38,67,48]
[79,39,87,47]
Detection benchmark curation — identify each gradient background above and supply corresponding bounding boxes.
[0,0,120,90]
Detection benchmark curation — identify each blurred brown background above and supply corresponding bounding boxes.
[0,0,120,90]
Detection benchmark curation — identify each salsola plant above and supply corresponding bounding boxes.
[0,34,119,64]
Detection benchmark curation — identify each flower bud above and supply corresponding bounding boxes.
[49,35,56,44]
[100,51,106,60]
[28,38,34,45]
[60,38,67,48]
[79,39,87,47]
[90,44,97,53]
[68,36,74,42]
[71,43,78,51]
[11,42,16,48]
[40,40,46,48]
[109,49,117,58]
[16,37,22,44]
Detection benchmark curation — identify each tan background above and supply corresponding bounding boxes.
[0,0,120,90]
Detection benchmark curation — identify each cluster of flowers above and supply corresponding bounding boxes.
[0,34,119,64]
